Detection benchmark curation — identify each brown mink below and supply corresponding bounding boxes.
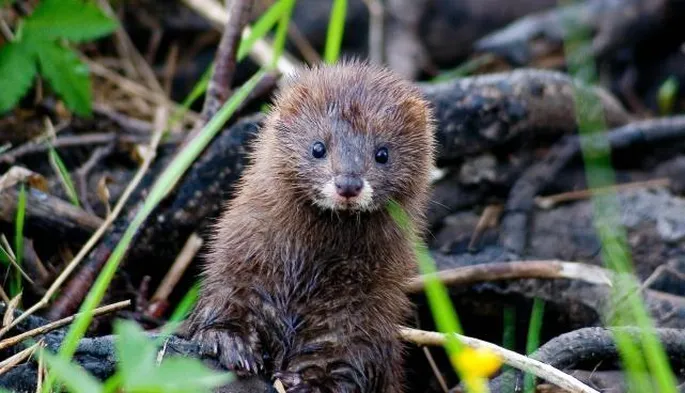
[183,60,435,393]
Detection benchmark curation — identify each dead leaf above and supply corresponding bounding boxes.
[0,167,48,193]
[96,175,114,216]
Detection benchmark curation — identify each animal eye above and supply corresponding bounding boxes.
[312,141,326,159]
[375,147,389,164]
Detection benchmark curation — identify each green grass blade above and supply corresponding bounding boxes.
[237,0,287,61]
[523,298,545,393]
[324,0,347,64]
[49,146,80,207]
[561,1,677,391]
[169,0,296,129]
[153,282,200,343]
[386,200,481,390]
[11,183,26,297]
[270,0,296,68]
[169,282,200,323]
[168,63,213,128]
[48,71,266,389]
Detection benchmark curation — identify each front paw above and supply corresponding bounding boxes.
[193,329,262,376]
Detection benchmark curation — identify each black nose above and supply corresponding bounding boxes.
[334,175,363,198]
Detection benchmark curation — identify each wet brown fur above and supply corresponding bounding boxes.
[183,61,435,393]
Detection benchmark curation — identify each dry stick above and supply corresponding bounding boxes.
[163,43,180,97]
[201,0,254,119]
[35,343,44,393]
[0,300,130,351]
[181,0,298,75]
[404,260,613,293]
[0,235,34,285]
[400,327,600,393]
[75,144,115,215]
[0,107,167,339]
[0,340,41,377]
[467,204,503,251]
[93,103,154,134]
[0,132,155,164]
[0,285,10,304]
[0,13,14,41]
[422,346,449,393]
[147,233,203,317]
[287,23,321,64]
[535,178,670,209]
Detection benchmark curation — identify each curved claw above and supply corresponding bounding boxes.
[194,329,263,376]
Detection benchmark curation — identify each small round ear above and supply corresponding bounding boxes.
[276,84,312,126]
[384,96,430,132]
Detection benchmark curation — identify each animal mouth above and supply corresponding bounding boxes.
[315,178,374,211]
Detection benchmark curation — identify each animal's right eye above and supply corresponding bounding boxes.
[311,141,326,159]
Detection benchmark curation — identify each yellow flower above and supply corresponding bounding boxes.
[453,347,503,378]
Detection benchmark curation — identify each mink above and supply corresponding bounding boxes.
[183,60,435,393]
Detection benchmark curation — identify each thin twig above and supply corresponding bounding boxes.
[467,204,503,251]
[0,300,130,351]
[0,235,34,285]
[0,13,14,41]
[147,233,203,318]
[181,0,298,75]
[399,327,600,393]
[201,0,254,119]
[35,342,44,393]
[75,144,115,215]
[287,23,321,64]
[0,107,167,339]
[93,103,154,134]
[405,260,613,293]
[163,43,180,97]
[0,340,41,377]
[535,178,670,209]
[0,133,152,164]
[0,285,10,304]
[422,346,448,393]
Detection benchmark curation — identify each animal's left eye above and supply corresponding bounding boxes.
[375,147,389,164]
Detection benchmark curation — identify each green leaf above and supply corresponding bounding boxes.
[1,0,16,7]
[113,319,158,388]
[145,357,233,393]
[11,183,26,297]
[23,0,117,43]
[42,350,104,393]
[36,43,92,116]
[524,298,545,393]
[324,0,347,64]
[0,43,37,113]
[114,320,232,393]
[49,147,80,206]
[270,0,296,68]
[658,76,679,115]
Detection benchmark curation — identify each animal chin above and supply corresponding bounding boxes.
[314,179,374,212]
